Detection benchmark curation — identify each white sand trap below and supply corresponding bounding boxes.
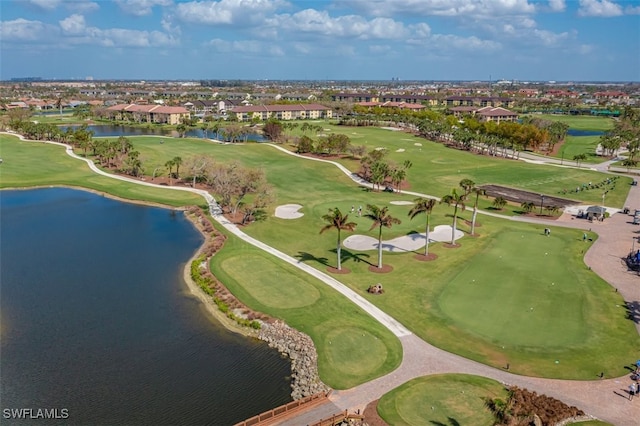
[343,225,464,252]
[275,204,304,219]
[414,142,422,146]
[375,147,386,151]
[390,201,414,205]
[381,127,402,131]
[396,148,405,152]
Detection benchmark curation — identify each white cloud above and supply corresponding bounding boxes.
[25,0,99,13]
[548,0,566,12]
[267,9,409,40]
[0,18,55,41]
[57,14,179,47]
[205,38,284,56]
[59,14,87,35]
[342,0,536,19]
[175,0,286,25]
[26,0,62,10]
[429,34,501,51]
[115,0,172,17]
[578,0,623,17]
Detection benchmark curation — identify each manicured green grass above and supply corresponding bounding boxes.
[0,134,205,207]
[4,129,638,382]
[248,201,639,379]
[521,115,613,162]
[523,114,615,131]
[557,135,604,164]
[126,130,631,209]
[377,374,506,426]
[278,123,630,208]
[208,229,402,389]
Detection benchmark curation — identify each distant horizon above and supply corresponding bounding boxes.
[2,1,639,82]
[3,77,639,85]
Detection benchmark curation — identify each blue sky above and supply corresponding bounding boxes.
[1,0,639,81]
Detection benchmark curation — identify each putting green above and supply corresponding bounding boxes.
[321,325,388,377]
[378,374,505,426]
[437,229,586,347]
[220,255,320,308]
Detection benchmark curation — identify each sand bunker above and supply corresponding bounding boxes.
[414,142,422,146]
[275,204,304,219]
[396,148,405,152]
[343,225,464,252]
[390,201,414,205]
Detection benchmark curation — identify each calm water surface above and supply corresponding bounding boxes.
[0,188,291,425]
[60,124,266,141]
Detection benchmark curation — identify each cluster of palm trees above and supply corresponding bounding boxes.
[320,179,489,271]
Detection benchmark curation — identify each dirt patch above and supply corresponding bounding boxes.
[443,243,461,249]
[327,266,351,274]
[480,184,580,208]
[415,253,438,261]
[363,399,388,426]
[368,264,394,273]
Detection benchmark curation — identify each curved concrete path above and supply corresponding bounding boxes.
[6,134,639,425]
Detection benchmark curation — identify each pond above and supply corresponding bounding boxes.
[60,124,266,141]
[0,188,291,425]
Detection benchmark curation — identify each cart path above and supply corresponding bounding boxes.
[6,134,640,425]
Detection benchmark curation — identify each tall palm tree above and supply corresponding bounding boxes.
[320,208,357,271]
[364,204,401,268]
[440,189,466,245]
[165,159,175,185]
[408,197,436,256]
[470,187,486,236]
[172,156,182,178]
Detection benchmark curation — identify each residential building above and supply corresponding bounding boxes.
[231,104,332,121]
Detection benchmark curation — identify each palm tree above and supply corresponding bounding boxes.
[172,156,182,179]
[573,153,587,168]
[364,204,401,269]
[492,196,507,210]
[440,189,466,245]
[320,208,357,271]
[165,159,175,184]
[520,201,536,214]
[408,197,436,256]
[470,187,486,236]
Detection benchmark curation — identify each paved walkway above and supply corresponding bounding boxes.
[8,134,640,425]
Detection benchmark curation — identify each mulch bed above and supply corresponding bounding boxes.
[327,266,351,274]
[414,253,438,261]
[362,400,388,426]
[368,264,394,273]
[443,243,461,249]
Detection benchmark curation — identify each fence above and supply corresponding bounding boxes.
[234,391,331,426]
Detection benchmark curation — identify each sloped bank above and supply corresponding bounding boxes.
[183,206,330,399]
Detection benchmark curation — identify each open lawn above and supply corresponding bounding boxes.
[208,231,402,389]
[377,374,506,426]
[278,123,630,208]
[556,135,605,164]
[0,134,205,207]
[126,130,631,208]
[522,114,615,131]
[249,201,639,379]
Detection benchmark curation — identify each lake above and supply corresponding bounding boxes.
[566,129,605,137]
[59,124,266,141]
[0,188,290,425]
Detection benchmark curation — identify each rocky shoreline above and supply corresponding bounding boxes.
[259,320,331,399]
[183,206,331,400]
